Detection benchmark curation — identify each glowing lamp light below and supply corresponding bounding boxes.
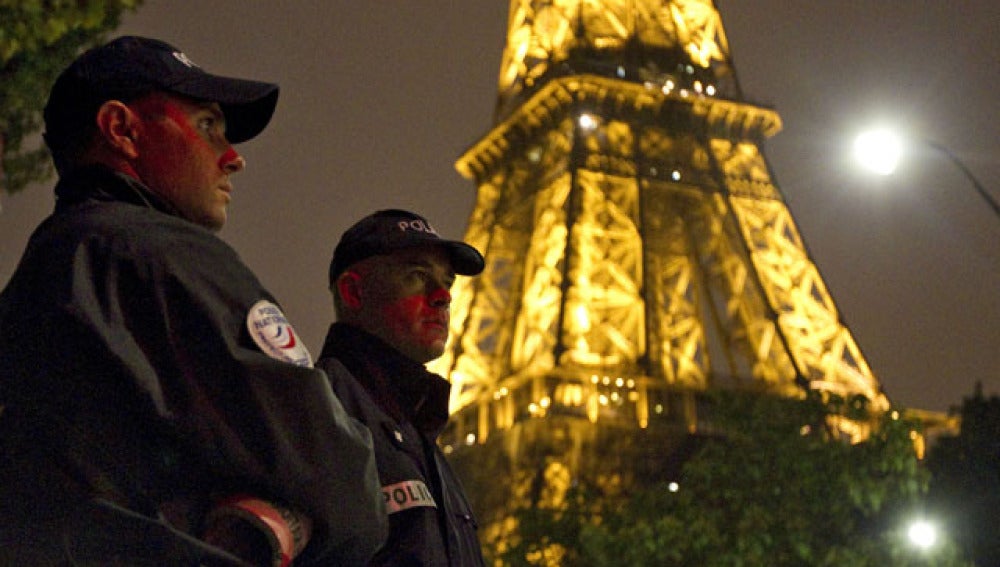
[578,113,599,130]
[852,129,1000,220]
[853,128,903,176]
[907,519,938,550]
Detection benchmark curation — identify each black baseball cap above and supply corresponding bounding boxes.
[329,209,485,285]
[43,35,279,150]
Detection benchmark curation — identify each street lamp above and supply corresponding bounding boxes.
[907,518,938,551]
[853,128,903,176]
[852,128,1000,221]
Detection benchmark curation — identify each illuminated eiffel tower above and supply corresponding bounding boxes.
[430,0,890,538]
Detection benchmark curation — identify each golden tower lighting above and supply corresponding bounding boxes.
[430,0,891,536]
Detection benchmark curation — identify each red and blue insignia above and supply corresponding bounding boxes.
[246,300,313,368]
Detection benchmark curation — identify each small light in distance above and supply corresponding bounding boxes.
[578,113,598,130]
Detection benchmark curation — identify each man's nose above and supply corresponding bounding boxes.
[219,147,245,173]
[428,286,451,308]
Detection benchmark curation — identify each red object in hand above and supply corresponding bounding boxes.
[204,496,312,567]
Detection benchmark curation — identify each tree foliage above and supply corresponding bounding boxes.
[0,0,142,194]
[926,383,1000,567]
[500,391,972,566]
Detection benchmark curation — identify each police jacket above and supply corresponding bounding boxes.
[316,323,485,567]
[0,166,387,565]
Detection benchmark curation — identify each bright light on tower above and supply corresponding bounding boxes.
[853,128,903,176]
[907,519,938,550]
[578,113,598,130]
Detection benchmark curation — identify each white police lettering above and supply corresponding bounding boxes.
[381,480,437,514]
[246,300,314,368]
[396,219,439,235]
[172,51,198,68]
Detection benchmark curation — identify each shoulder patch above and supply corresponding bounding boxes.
[246,300,313,368]
[382,480,437,514]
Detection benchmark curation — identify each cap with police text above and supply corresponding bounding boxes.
[44,35,279,150]
[329,209,485,285]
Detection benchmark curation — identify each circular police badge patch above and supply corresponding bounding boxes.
[246,300,313,368]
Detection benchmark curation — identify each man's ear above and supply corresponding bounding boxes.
[95,100,141,159]
[337,271,364,310]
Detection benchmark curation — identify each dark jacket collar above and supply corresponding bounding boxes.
[319,323,452,438]
[54,164,180,218]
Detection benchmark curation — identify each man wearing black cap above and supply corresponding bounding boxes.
[0,37,386,566]
[317,209,487,566]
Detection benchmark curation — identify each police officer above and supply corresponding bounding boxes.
[0,36,386,566]
[318,209,487,566]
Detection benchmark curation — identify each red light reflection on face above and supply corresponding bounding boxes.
[217,147,240,170]
[376,292,449,362]
[127,94,241,231]
[355,246,455,364]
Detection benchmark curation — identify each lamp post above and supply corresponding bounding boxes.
[852,129,1000,221]
[907,518,939,551]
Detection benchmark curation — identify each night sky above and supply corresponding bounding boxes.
[1,2,996,413]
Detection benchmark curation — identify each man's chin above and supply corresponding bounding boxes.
[412,341,446,365]
[189,209,226,231]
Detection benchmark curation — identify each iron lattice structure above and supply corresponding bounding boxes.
[430,1,891,532]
